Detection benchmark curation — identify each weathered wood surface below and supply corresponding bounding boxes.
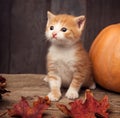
[1,0,120,74]
[85,0,120,50]
[0,74,120,118]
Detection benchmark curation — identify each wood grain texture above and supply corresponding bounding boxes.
[51,0,86,16]
[84,0,120,50]
[0,0,120,73]
[9,0,50,74]
[0,74,120,118]
[0,0,12,73]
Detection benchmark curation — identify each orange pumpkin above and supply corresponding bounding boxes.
[89,23,120,93]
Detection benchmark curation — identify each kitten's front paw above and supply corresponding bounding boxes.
[47,92,61,101]
[65,90,79,99]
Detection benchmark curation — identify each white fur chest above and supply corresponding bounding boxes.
[49,45,76,64]
[48,45,76,86]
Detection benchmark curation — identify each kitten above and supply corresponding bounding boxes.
[45,11,96,101]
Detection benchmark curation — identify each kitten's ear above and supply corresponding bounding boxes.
[75,15,86,31]
[47,11,55,20]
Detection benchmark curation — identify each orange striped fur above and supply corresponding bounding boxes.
[45,11,96,101]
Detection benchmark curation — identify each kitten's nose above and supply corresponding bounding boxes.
[52,32,57,38]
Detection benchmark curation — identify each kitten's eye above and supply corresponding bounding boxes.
[61,27,67,32]
[50,26,54,30]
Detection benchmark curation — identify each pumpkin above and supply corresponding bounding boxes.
[89,23,120,93]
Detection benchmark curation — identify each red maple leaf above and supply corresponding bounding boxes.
[57,89,110,118]
[0,76,10,99]
[8,96,50,118]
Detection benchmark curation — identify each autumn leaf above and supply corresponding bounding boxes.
[0,76,6,88]
[57,89,110,118]
[8,96,50,118]
[0,76,10,99]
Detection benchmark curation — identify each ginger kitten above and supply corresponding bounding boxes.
[45,11,96,101]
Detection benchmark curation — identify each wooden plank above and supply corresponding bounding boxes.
[84,0,120,51]
[1,0,120,74]
[9,0,50,74]
[51,0,86,16]
[0,0,12,73]
[0,74,120,118]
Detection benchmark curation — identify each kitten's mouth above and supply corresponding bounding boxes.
[52,37,57,40]
[52,39,68,47]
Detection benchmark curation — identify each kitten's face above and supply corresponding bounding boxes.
[45,11,86,46]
